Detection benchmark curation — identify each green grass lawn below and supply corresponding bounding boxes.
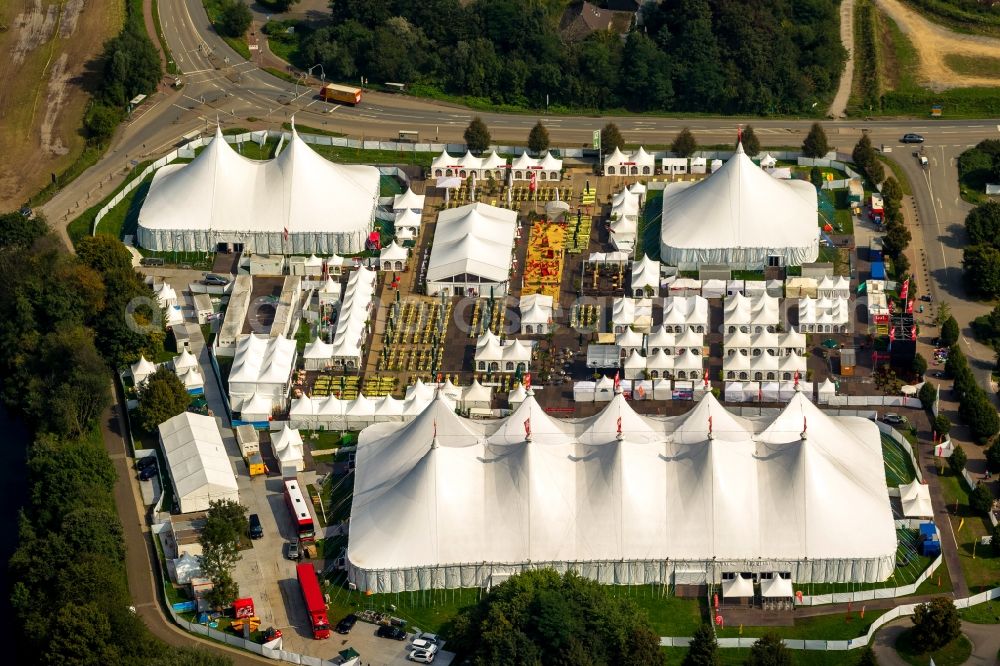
[638,191,664,260]
[309,144,436,168]
[959,599,1000,624]
[281,121,345,138]
[67,160,154,246]
[716,608,887,641]
[943,54,1000,78]
[936,468,1000,593]
[883,433,917,485]
[623,589,706,637]
[896,629,972,666]
[663,646,867,665]
[380,174,405,197]
[201,0,250,59]
[879,154,914,196]
[302,430,349,449]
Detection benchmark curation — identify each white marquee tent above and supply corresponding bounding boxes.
[347,391,896,593]
[724,293,781,334]
[159,412,239,514]
[138,125,379,254]
[229,335,296,412]
[798,296,851,333]
[659,143,819,269]
[426,203,517,298]
[604,146,656,176]
[519,294,554,335]
[631,254,660,297]
[272,424,305,472]
[899,480,933,517]
[131,355,157,385]
[392,188,425,213]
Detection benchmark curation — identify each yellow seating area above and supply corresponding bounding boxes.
[521,222,566,305]
[378,299,453,374]
[312,374,360,399]
[362,375,397,397]
[469,298,507,338]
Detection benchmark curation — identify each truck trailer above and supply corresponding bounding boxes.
[296,563,331,639]
[320,84,362,105]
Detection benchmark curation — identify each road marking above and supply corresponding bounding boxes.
[326,104,341,114]
[305,99,318,108]
[937,197,942,209]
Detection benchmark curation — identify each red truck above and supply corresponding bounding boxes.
[296,563,331,639]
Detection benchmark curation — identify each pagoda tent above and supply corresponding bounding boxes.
[131,355,157,385]
[392,188,425,213]
[272,424,305,472]
[761,576,794,598]
[722,575,755,598]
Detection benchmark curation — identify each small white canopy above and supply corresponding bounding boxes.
[759,153,777,168]
[761,576,794,598]
[899,480,933,517]
[722,575,755,598]
[519,293,554,326]
[629,181,647,195]
[272,424,305,471]
[373,395,404,419]
[380,240,408,263]
[154,282,177,308]
[624,349,646,369]
[405,378,436,402]
[131,355,157,384]
[461,379,493,407]
[304,338,333,359]
[240,392,273,419]
[173,349,199,372]
[305,254,323,268]
[508,384,528,405]
[393,188,425,212]
[394,208,422,231]
[179,366,204,390]
[631,255,660,294]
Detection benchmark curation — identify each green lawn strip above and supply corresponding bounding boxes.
[638,191,663,261]
[301,430,346,449]
[380,174,405,196]
[309,144,435,168]
[294,320,311,354]
[882,434,917,485]
[879,154,914,196]
[281,122,345,137]
[151,0,179,75]
[262,20,307,67]
[66,160,154,245]
[322,580,482,636]
[943,54,1000,78]
[28,143,106,208]
[619,590,705,637]
[201,0,251,59]
[936,469,1000,593]
[957,145,994,205]
[959,599,1000,624]
[797,531,936,596]
[896,628,972,666]
[716,608,887,641]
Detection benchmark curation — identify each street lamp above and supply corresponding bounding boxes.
[307,64,325,82]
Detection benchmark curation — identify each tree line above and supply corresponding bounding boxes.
[0,214,227,665]
[300,0,845,115]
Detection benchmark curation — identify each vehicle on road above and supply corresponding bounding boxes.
[335,614,357,634]
[138,465,158,481]
[881,413,906,425]
[376,625,406,640]
[203,274,230,286]
[248,513,263,540]
[296,563,331,639]
[286,540,300,560]
[901,133,924,143]
[408,649,436,663]
[320,83,362,105]
[283,478,316,543]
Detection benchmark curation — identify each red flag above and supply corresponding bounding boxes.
[889,327,896,341]
[758,384,763,402]
[911,326,917,341]
[906,300,914,314]
[524,418,531,439]
[613,371,620,392]
[524,373,532,391]
[529,171,537,192]
[794,370,800,387]
[888,300,895,314]
[737,126,743,143]
[617,416,623,435]
[900,278,910,302]
[703,368,709,387]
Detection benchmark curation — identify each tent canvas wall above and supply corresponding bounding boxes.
[159,412,239,514]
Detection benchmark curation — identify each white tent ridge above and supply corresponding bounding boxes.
[347,391,896,593]
[426,203,517,298]
[159,412,239,514]
[138,125,380,254]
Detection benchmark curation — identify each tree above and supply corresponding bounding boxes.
[986,441,1000,473]
[949,444,967,473]
[857,645,879,666]
[934,414,951,438]
[448,569,662,665]
[992,522,1000,556]
[76,234,135,276]
[84,103,121,143]
[810,166,823,189]
[200,499,248,609]
[912,353,927,378]
[464,116,491,154]
[960,392,999,443]
[206,571,240,610]
[935,302,952,328]
[217,0,252,38]
[970,482,994,514]
[136,368,191,433]
[940,317,960,347]
[971,304,1000,346]
[910,598,961,653]
[962,244,1000,298]
[601,122,625,153]
[0,211,48,251]
[260,0,299,11]
[881,177,903,209]
[746,633,792,666]
[740,125,761,157]
[672,127,697,158]
[965,201,1000,246]
[683,624,719,666]
[801,123,829,158]
[918,382,937,410]
[527,121,550,155]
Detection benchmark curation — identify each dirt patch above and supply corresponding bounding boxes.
[875,0,1000,89]
[11,0,58,66]
[60,0,86,38]
[40,53,71,157]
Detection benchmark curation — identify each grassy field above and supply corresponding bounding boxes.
[716,608,888,641]
[944,54,1000,78]
[959,599,1000,624]
[879,154,915,196]
[896,628,972,666]
[67,160,154,246]
[936,467,1000,593]
[201,0,251,59]
[903,0,1000,36]
[0,0,123,211]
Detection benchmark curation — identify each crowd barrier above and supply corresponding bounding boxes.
[827,395,922,408]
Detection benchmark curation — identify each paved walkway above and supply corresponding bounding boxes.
[872,618,1000,666]
[827,0,856,118]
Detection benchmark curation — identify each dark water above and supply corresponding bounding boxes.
[0,403,29,627]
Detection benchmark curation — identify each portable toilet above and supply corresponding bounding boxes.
[918,522,941,557]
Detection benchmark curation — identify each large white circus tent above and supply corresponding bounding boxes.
[137,124,380,254]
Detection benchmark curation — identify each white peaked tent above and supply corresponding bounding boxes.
[393,208,422,241]
[724,292,780,333]
[899,480,933,517]
[392,188,425,213]
[178,366,204,392]
[660,143,819,269]
[623,349,647,379]
[318,276,341,304]
[272,425,305,472]
[604,146,656,176]
[662,295,709,333]
[817,378,837,404]
[239,392,274,421]
[131,355,157,384]
[229,335,296,407]
[303,338,334,371]
[631,255,660,296]
[154,282,177,308]
[461,379,493,410]
[759,153,777,169]
[761,576,794,598]
[347,391,896,593]
[508,384,527,407]
[173,349,199,372]
[519,294,554,335]
[171,551,203,584]
[798,296,850,333]
[722,575,755,598]
[379,241,408,271]
[159,412,238,514]
[373,395,404,422]
[138,125,379,254]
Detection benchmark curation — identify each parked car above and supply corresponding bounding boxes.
[140,257,165,267]
[138,465,158,481]
[410,639,438,653]
[204,273,230,286]
[376,625,406,640]
[136,455,157,471]
[901,133,924,143]
[335,614,357,634]
[408,650,436,663]
[248,513,263,540]
[413,632,439,645]
[286,540,300,560]
[882,413,906,425]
